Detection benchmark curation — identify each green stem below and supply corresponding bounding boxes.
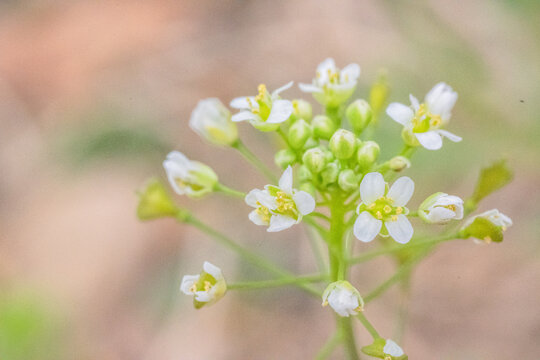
[305,226,328,273]
[315,329,343,360]
[215,183,246,198]
[183,214,320,297]
[228,274,326,290]
[356,312,380,340]
[339,317,360,360]
[233,140,277,182]
[394,274,412,342]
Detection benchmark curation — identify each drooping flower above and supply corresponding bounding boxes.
[299,58,360,107]
[245,166,315,232]
[460,209,512,243]
[354,172,414,244]
[180,261,227,309]
[230,82,294,131]
[386,82,462,150]
[189,98,238,146]
[322,281,364,317]
[163,151,218,198]
[362,338,407,360]
[383,339,405,359]
[419,192,464,224]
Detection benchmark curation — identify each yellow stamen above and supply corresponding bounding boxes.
[484,236,492,243]
[189,284,197,293]
[368,203,376,210]
[395,207,403,214]
[383,205,392,214]
[391,215,398,222]
[375,211,383,220]
[322,300,328,307]
[204,281,211,291]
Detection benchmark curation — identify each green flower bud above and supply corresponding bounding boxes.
[346,99,373,134]
[137,178,180,220]
[459,209,512,243]
[338,169,359,192]
[401,128,420,147]
[312,115,337,140]
[274,149,297,169]
[303,137,319,150]
[298,165,313,183]
[163,151,219,198]
[329,129,357,159]
[362,338,407,360]
[299,182,317,197]
[288,119,312,149]
[389,156,411,172]
[356,141,380,171]
[320,162,339,186]
[302,148,327,174]
[291,99,313,122]
[369,70,390,119]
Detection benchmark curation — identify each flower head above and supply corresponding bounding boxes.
[461,209,512,243]
[386,82,461,150]
[246,166,315,232]
[299,58,360,108]
[362,338,406,360]
[189,98,238,146]
[163,151,218,198]
[322,281,364,317]
[419,192,464,224]
[180,261,227,309]
[230,82,294,131]
[136,178,179,220]
[354,172,414,244]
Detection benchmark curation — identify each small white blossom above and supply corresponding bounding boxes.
[322,281,364,317]
[386,82,462,150]
[230,82,294,131]
[465,209,513,230]
[163,151,218,198]
[354,172,414,244]
[180,261,227,308]
[189,98,238,146]
[383,339,405,358]
[299,58,360,107]
[245,166,315,232]
[419,192,464,224]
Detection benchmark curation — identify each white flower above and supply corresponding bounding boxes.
[383,339,405,358]
[230,82,294,132]
[386,82,462,150]
[163,151,218,198]
[245,166,315,232]
[354,172,414,244]
[189,98,238,146]
[322,281,364,317]
[419,192,464,224]
[465,209,513,230]
[180,261,227,308]
[299,58,360,107]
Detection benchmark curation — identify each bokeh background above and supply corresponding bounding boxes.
[1,0,539,359]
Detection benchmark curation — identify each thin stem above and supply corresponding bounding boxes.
[276,127,292,148]
[308,212,332,222]
[315,329,343,360]
[305,226,328,273]
[304,217,330,237]
[183,214,320,297]
[233,140,277,182]
[215,183,246,198]
[356,312,380,340]
[339,317,360,360]
[394,274,412,342]
[227,274,326,290]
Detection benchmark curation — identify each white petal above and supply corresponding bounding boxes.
[293,191,316,215]
[409,94,420,111]
[203,261,222,279]
[425,82,457,115]
[353,211,383,243]
[254,190,277,210]
[180,275,199,295]
[272,81,294,97]
[385,215,413,244]
[360,172,386,205]
[230,96,256,109]
[427,206,456,223]
[415,131,443,150]
[248,210,269,226]
[387,176,415,206]
[194,290,212,302]
[245,189,260,207]
[231,111,259,123]
[267,214,296,232]
[278,166,294,194]
[340,63,360,82]
[386,103,414,126]
[384,339,405,357]
[266,100,293,124]
[437,129,462,142]
[317,58,336,75]
[299,83,323,93]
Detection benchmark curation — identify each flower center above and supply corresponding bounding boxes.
[255,202,272,223]
[175,178,204,191]
[275,191,299,219]
[190,273,217,293]
[361,196,404,222]
[248,84,272,120]
[412,104,442,133]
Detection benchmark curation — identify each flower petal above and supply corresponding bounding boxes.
[437,129,462,142]
[387,176,415,206]
[415,131,443,150]
[278,166,294,194]
[360,172,386,205]
[409,94,420,111]
[266,100,293,124]
[203,261,222,279]
[353,211,383,243]
[267,214,296,232]
[230,96,256,109]
[384,339,405,357]
[245,189,260,208]
[386,103,414,126]
[248,210,269,226]
[272,81,294,97]
[385,215,413,244]
[180,275,199,295]
[427,206,456,223]
[340,63,360,82]
[293,191,316,215]
[231,111,260,123]
[299,83,323,93]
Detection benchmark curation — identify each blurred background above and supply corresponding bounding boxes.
[0,0,539,359]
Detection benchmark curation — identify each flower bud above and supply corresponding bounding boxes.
[298,165,313,182]
[389,156,411,172]
[459,209,512,243]
[189,98,238,146]
[180,261,227,309]
[346,99,373,134]
[274,149,297,169]
[356,141,380,171]
[329,129,357,159]
[163,151,219,198]
[291,99,312,122]
[137,178,180,220]
[369,70,389,118]
[320,162,339,186]
[419,192,464,224]
[312,115,337,140]
[401,127,420,147]
[338,169,359,192]
[362,338,407,360]
[322,281,364,317]
[302,148,327,174]
[299,182,317,197]
[303,137,318,150]
[288,119,312,149]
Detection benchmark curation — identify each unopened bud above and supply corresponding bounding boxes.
[303,148,327,174]
[137,179,180,220]
[356,141,380,171]
[275,149,297,169]
[320,162,339,186]
[329,129,357,159]
[299,182,317,197]
[369,70,390,119]
[298,165,313,183]
[312,115,337,140]
[291,99,312,122]
[288,119,312,149]
[401,128,420,147]
[338,169,359,192]
[346,99,373,134]
[389,156,411,172]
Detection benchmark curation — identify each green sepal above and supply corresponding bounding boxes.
[469,160,513,207]
[137,178,179,220]
[459,217,504,243]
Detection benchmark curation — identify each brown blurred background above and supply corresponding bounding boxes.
[0,0,539,359]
